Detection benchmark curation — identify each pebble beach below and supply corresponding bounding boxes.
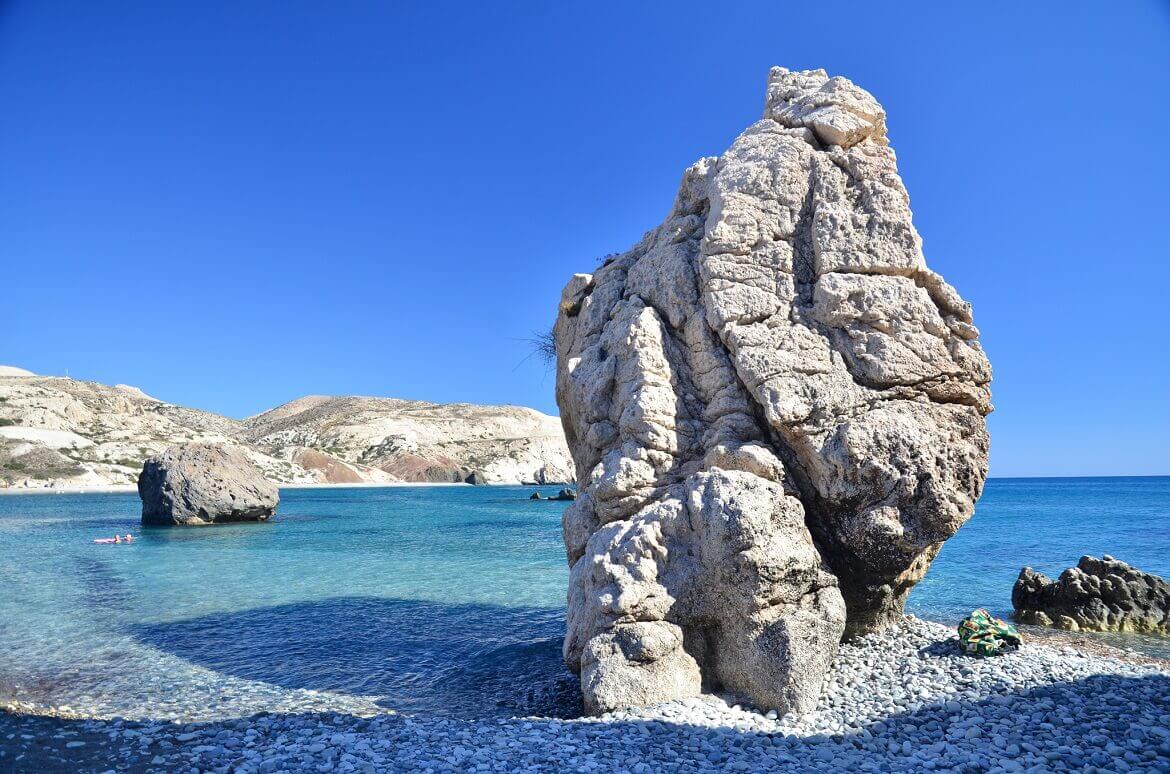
[4,617,1168,773]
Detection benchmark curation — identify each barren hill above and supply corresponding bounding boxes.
[0,369,573,489]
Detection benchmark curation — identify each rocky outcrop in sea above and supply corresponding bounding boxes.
[1014,555,1170,634]
[139,443,279,525]
[554,67,992,715]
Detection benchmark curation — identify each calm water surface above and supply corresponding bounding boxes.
[0,478,1167,719]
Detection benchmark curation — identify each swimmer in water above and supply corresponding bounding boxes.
[94,534,133,544]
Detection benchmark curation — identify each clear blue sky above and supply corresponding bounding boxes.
[2,2,1168,477]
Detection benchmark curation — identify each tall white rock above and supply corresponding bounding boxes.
[555,68,991,715]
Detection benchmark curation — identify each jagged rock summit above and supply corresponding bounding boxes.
[1014,556,1170,634]
[139,442,280,525]
[554,67,992,715]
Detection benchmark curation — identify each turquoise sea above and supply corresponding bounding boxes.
[0,477,1167,720]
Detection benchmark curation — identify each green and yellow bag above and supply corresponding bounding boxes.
[958,608,1022,656]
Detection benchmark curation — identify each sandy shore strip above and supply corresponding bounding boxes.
[0,484,142,495]
[0,481,475,496]
[3,617,1168,772]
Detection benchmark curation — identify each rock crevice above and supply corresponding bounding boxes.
[555,67,992,715]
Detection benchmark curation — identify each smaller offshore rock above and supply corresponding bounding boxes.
[1013,555,1170,633]
[139,443,279,525]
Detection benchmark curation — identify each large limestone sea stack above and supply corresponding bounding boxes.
[554,68,992,715]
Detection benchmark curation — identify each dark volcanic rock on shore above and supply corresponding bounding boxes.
[1014,555,1170,634]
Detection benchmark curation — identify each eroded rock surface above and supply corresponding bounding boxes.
[555,67,991,714]
[1014,556,1170,634]
[139,443,279,525]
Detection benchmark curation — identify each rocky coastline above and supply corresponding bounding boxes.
[1015,556,1170,635]
[0,370,575,490]
[3,63,1165,774]
[3,617,1168,772]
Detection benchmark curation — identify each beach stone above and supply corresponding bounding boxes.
[1014,556,1170,634]
[138,443,279,526]
[554,67,991,715]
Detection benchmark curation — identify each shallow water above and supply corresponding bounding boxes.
[0,478,1167,719]
[908,476,1170,654]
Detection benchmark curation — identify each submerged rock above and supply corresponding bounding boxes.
[554,67,991,715]
[138,443,279,525]
[1014,555,1170,634]
[530,491,543,500]
[551,488,576,501]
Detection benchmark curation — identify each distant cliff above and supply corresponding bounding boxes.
[0,368,574,489]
